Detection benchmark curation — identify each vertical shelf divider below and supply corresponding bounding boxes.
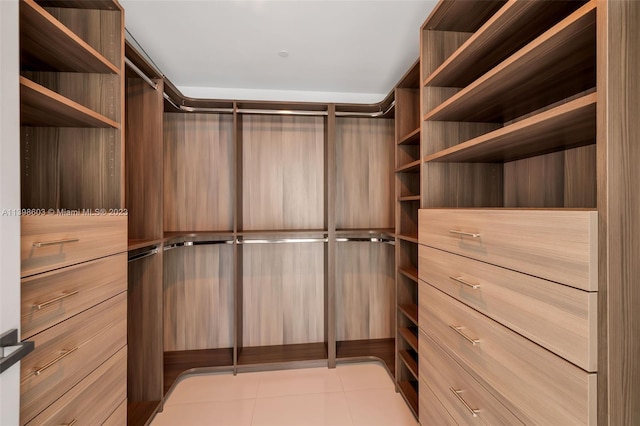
[326,104,337,368]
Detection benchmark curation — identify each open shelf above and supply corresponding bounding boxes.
[398,380,419,417]
[397,234,419,244]
[398,128,420,146]
[20,0,119,73]
[399,349,418,380]
[127,401,161,426]
[20,76,119,127]
[336,338,395,376]
[424,3,596,123]
[163,348,233,395]
[237,343,327,366]
[398,266,418,283]
[398,304,418,326]
[128,238,163,252]
[425,92,596,163]
[425,1,587,88]
[398,327,418,352]
[399,195,420,202]
[395,159,421,173]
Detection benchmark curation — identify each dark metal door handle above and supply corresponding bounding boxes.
[1,329,34,374]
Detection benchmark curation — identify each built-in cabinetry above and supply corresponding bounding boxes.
[18,0,127,424]
[393,60,421,416]
[418,0,640,424]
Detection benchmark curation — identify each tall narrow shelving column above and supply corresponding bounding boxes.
[393,61,421,417]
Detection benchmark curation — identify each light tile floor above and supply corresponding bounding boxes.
[151,363,419,426]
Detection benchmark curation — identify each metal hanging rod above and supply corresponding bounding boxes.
[128,247,159,262]
[235,108,328,117]
[335,100,395,118]
[125,57,158,91]
[335,237,395,244]
[239,237,328,244]
[163,93,235,114]
[163,240,234,251]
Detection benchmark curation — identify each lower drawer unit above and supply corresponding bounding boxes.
[420,378,458,426]
[418,244,597,371]
[26,346,127,426]
[419,281,597,425]
[419,330,522,425]
[21,253,127,340]
[20,292,127,425]
[104,399,128,425]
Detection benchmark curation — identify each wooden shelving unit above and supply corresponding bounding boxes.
[398,304,418,326]
[399,349,418,379]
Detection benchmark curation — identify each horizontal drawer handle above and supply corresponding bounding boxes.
[449,325,480,346]
[449,276,480,289]
[449,230,480,238]
[34,347,78,376]
[449,388,480,417]
[32,238,79,248]
[62,419,78,426]
[34,291,79,310]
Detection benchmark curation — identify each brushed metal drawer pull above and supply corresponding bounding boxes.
[34,291,79,310]
[450,387,480,417]
[449,230,480,238]
[34,347,78,376]
[62,419,78,426]
[449,325,480,345]
[33,238,79,248]
[449,276,480,289]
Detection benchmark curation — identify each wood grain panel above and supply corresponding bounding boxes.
[104,399,127,426]
[336,242,394,341]
[419,245,597,371]
[419,379,457,426]
[20,292,127,425]
[418,208,598,290]
[242,243,324,346]
[419,282,597,425]
[503,150,565,208]
[163,244,233,351]
[422,162,503,208]
[336,118,394,229]
[27,347,127,426]
[565,144,597,208]
[126,77,163,241]
[395,88,420,140]
[421,29,472,82]
[600,1,640,423]
[164,113,234,232]
[21,214,127,277]
[242,114,324,230]
[21,127,122,210]
[128,251,163,401]
[21,252,126,340]
[422,121,500,157]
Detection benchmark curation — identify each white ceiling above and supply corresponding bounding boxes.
[120,0,436,103]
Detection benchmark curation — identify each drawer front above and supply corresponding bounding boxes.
[418,245,597,372]
[420,379,458,426]
[21,214,127,277]
[103,399,127,425]
[418,209,597,290]
[419,330,522,426]
[21,253,127,340]
[26,346,127,426]
[20,292,127,425]
[419,282,597,425]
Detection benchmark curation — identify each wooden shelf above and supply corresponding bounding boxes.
[399,349,418,380]
[127,401,161,426]
[425,1,586,88]
[398,304,418,326]
[20,76,119,128]
[20,0,119,73]
[423,3,596,123]
[425,0,505,33]
[399,195,420,202]
[237,343,327,366]
[336,338,395,376]
[398,380,419,418]
[398,327,418,352]
[37,0,121,10]
[398,266,418,283]
[397,128,420,146]
[164,348,233,395]
[425,92,597,163]
[128,238,163,251]
[397,234,419,244]
[395,160,421,173]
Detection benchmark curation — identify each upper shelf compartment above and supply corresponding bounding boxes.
[424,0,587,88]
[20,76,119,128]
[423,1,596,123]
[20,0,119,73]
